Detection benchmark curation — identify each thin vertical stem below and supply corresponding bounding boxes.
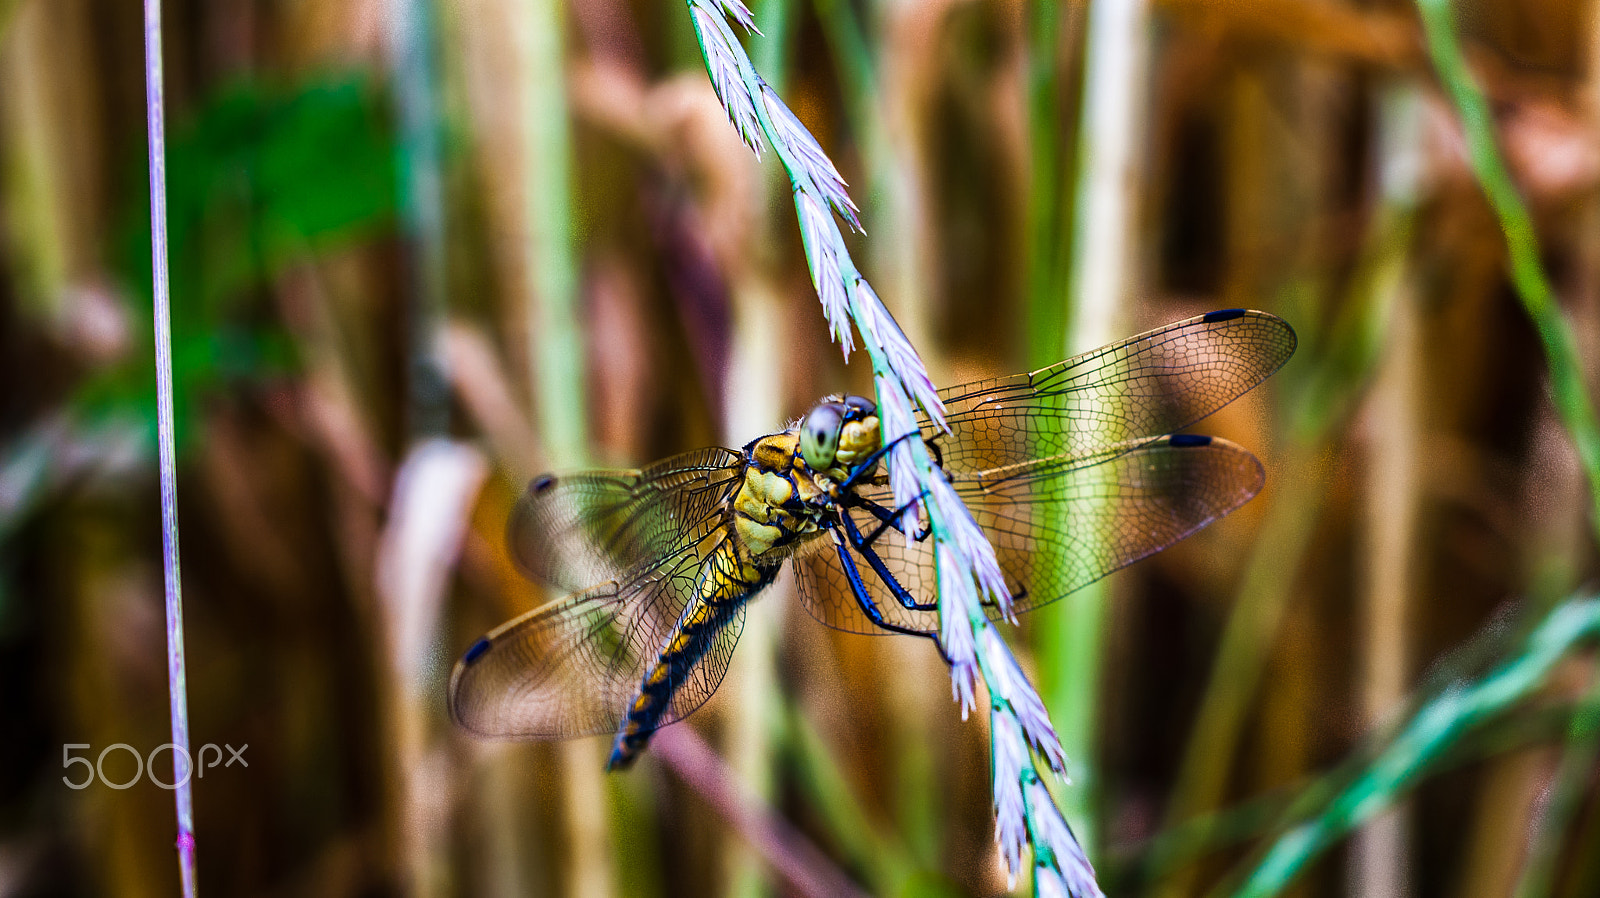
[1045,0,1151,855]
[1350,248,1419,898]
[142,2,197,895]
[1065,0,1147,353]
[389,0,451,438]
[516,0,608,894]
[524,0,585,466]
[1023,0,1069,371]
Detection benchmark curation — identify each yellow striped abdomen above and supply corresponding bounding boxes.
[607,540,778,769]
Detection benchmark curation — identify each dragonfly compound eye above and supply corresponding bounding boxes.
[800,403,845,470]
[842,395,876,418]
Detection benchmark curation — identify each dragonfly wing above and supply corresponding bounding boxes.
[508,447,744,593]
[795,435,1264,634]
[923,310,1295,473]
[450,541,746,739]
[792,506,940,636]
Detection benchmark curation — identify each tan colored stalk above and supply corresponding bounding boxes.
[721,277,786,898]
[513,0,616,890]
[721,74,788,886]
[0,0,101,316]
[1349,267,1420,898]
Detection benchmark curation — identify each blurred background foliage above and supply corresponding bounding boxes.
[1,0,1598,896]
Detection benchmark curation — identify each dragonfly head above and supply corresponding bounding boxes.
[799,395,879,476]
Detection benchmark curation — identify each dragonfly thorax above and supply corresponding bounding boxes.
[731,396,881,562]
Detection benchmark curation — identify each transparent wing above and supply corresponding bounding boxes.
[452,447,748,740]
[508,447,744,593]
[449,533,749,739]
[923,309,1296,473]
[794,436,1265,634]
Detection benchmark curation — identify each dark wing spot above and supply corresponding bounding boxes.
[1167,433,1212,447]
[1202,308,1246,323]
[462,637,492,665]
[531,474,557,493]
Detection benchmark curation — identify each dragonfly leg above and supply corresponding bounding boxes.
[828,527,942,646]
[853,494,931,545]
[840,430,921,490]
[840,511,938,611]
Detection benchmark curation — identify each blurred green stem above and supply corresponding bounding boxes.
[1130,697,1594,883]
[1230,598,1600,898]
[1042,0,1151,857]
[1023,0,1073,370]
[782,702,915,894]
[518,0,607,894]
[1416,0,1600,544]
[389,0,450,438]
[525,0,585,467]
[810,0,875,138]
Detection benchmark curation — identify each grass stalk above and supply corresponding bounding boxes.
[782,702,917,893]
[1416,0,1600,544]
[1022,0,1074,371]
[1044,0,1153,855]
[1350,231,1420,898]
[515,0,611,894]
[1128,698,1595,884]
[1,3,68,316]
[141,1,197,894]
[523,0,587,469]
[388,0,450,438]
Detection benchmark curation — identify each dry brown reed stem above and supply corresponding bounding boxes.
[456,0,543,398]
[1351,260,1422,898]
[0,0,102,317]
[652,726,873,898]
[720,265,787,898]
[504,0,619,888]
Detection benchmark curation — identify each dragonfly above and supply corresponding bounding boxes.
[449,309,1297,769]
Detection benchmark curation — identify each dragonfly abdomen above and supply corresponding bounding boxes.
[607,546,780,769]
